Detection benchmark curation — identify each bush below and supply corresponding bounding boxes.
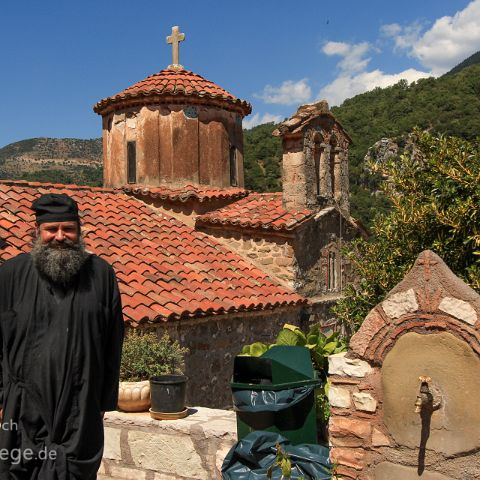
[120,330,189,382]
[334,129,480,332]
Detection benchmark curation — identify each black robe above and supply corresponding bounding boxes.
[0,253,124,479]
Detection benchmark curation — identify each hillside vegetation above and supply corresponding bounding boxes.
[0,137,102,186]
[243,60,480,225]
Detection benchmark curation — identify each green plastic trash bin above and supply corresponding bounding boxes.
[231,345,322,445]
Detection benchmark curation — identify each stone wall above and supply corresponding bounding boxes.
[140,306,305,409]
[100,408,236,479]
[275,105,350,215]
[328,251,480,480]
[293,208,357,297]
[196,225,296,288]
[199,209,359,299]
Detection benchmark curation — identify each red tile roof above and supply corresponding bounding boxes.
[94,68,252,116]
[122,184,249,203]
[0,180,305,325]
[196,193,315,232]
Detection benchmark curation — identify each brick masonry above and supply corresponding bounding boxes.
[328,251,480,480]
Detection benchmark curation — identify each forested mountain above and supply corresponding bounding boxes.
[244,60,480,225]
[446,50,480,76]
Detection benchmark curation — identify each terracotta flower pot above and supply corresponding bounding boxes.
[117,380,151,412]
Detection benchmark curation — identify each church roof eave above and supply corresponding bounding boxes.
[93,68,252,117]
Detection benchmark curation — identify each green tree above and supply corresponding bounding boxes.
[334,130,480,332]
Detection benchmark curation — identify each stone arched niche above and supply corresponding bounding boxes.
[382,330,480,455]
[328,250,480,480]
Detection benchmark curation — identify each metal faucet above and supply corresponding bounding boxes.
[414,376,441,413]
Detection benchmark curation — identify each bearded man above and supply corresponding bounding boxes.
[0,193,124,479]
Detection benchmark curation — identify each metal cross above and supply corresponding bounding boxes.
[166,26,185,67]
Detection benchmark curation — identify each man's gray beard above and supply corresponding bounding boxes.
[31,235,89,287]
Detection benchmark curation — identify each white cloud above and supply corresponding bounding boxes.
[380,23,402,37]
[318,68,431,106]
[318,1,480,106]
[412,0,480,74]
[242,112,283,129]
[381,0,480,74]
[382,21,424,52]
[322,41,371,73]
[254,79,312,105]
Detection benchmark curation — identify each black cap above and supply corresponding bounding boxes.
[31,193,80,225]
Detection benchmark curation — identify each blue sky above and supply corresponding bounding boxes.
[1,0,478,147]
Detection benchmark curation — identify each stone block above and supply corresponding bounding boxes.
[375,462,453,480]
[330,447,367,471]
[350,309,387,358]
[103,427,122,461]
[259,257,273,265]
[128,430,207,479]
[382,289,418,319]
[329,417,372,445]
[275,257,292,267]
[438,296,477,325]
[352,392,377,412]
[329,352,372,378]
[334,465,359,480]
[371,427,391,447]
[215,444,232,476]
[328,385,351,408]
[107,464,147,479]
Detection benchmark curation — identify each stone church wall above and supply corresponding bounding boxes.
[141,306,305,409]
[103,104,244,189]
[197,226,296,289]
[293,210,357,297]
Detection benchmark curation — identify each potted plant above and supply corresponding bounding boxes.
[118,330,188,413]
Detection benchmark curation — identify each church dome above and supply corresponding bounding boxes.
[93,68,251,117]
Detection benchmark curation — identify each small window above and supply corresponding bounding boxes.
[327,251,337,291]
[127,141,136,184]
[314,143,321,196]
[229,146,238,187]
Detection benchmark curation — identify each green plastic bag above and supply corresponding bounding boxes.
[222,431,331,479]
[232,385,315,413]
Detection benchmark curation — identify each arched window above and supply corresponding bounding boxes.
[127,141,136,184]
[327,251,337,291]
[313,132,323,197]
[329,134,337,196]
[229,146,238,186]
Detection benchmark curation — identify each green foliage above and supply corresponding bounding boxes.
[267,443,294,479]
[243,122,282,192]
[240,341,269,357]
[445,50,480,76]
[19,167,103,187]
[240,323,346,375]
[120,330,189,381]
[334,129,480,332]
[240,323,347,425]
[332,63,480,226]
